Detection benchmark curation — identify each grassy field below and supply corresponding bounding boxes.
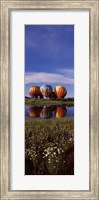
[25,118,74,175]
[25,98,74,106]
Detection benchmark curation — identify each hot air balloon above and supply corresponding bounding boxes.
[55,106,67,118]
[28,107,41,118]
[40,84,52,98]
[29,86,42,98]
[54,86,67,98]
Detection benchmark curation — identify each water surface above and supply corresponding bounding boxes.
[25,105,74,119]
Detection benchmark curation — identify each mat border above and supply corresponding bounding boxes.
[0,0,99,200]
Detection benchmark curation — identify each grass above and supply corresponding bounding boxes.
[25,98,74,106]
[25,118,74,175]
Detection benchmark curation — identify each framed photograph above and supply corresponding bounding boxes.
[0,0,99,199]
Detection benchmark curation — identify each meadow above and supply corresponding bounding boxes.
[25,118,74,175]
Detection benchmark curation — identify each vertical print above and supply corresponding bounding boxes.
[25,25,74,175]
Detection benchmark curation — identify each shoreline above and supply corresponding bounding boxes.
[25,98,74,106]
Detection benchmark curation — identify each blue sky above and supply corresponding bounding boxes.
[25,25,74,97]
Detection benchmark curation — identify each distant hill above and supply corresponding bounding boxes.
[25,96,31,99]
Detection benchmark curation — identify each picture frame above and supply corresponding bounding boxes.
[0,0,99,199]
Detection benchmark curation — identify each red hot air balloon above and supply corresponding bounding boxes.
[29,86,42,98]
[54,86,67,98]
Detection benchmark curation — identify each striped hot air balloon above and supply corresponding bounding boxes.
[55,106,67,118]
[29,86,42,98]
[54,86,67,98]
[40,84,52,98]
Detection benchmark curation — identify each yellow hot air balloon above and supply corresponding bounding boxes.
[54,86,67,98]
[29,86,42,98]
[55,106,67,118]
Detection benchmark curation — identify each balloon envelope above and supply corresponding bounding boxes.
[54,86,67,98]
[40,84,52,97]
[29,86,41,97]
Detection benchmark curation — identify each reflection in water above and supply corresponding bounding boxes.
[25,146,74,175]
[55,106,67,118]
[28,107,42,118]
[40,106,52,119]
[26,105,73,119]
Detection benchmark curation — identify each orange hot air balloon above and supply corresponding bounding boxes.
[29,86,41,98]
[55,106,67,118]
[54,86,67,98]
[28,107,40,118]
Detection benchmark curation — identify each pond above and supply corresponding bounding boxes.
[25,105,74,119]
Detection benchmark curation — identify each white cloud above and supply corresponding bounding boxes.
[57,68,74,78]
[25,70,74,85]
